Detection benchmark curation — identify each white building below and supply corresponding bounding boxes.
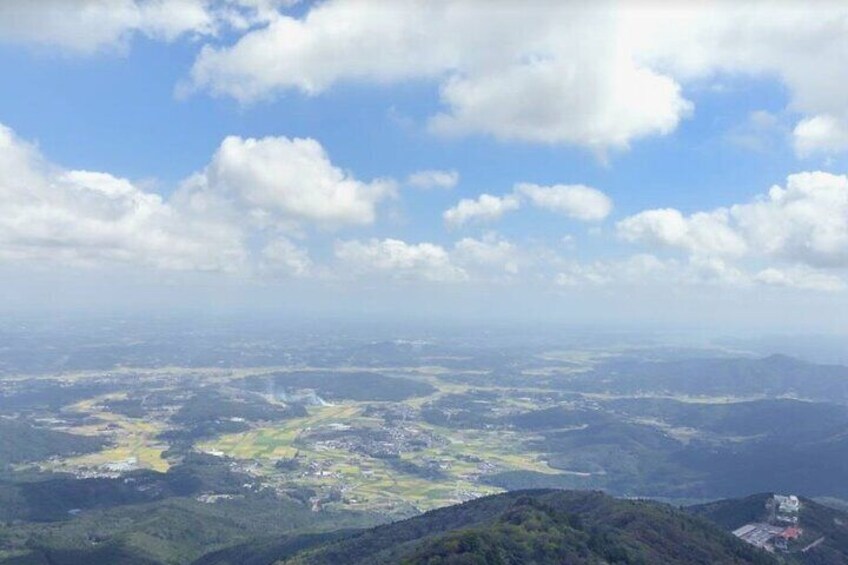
[774,494,800,514]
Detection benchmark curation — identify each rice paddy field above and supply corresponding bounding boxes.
[43,395,171,474]
[198,400,559,513]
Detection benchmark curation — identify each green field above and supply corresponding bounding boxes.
[198,400,558,513]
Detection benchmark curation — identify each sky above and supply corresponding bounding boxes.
[1,0,848,332]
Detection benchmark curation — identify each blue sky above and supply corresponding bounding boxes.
[0,1,847,332]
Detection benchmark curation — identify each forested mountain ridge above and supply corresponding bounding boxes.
[265,490,776,565]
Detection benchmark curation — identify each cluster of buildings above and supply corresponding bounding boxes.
[52,455,143,479]
[196,493,238,504]
[774,494,801,523]
[303,422,445,460]
[732,494,803,552]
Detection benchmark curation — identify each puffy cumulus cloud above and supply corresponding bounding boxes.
[259,237,311,277]
[515,183,612,221]
[188,135,395,228]
[334,238,467,282]
[429,54,688,148]
[793,115,848,157]
[452,233,520,276]
[617,208,747,258]
[731,172,848,268]
[624,2,848,156]
[0,123,244,271]
[444,182,613,228]
[0,0,283,54]
[334,234,528,283]
[186,1,848,154]
[0,123,408,278]
[617,171,848,291]
[406,169,459,190]
[187,1,692,150]
[443,193,520,228]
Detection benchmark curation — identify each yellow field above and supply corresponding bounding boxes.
[48,395,170,473]
[199,401,559,512]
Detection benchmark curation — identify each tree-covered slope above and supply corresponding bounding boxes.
[275,490,776,565]
[0,419,106,468]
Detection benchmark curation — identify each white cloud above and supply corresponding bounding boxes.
[259,237,312,277]
[731,172,848,268]
[754,266,845,292]
[626,3,848,156]
[443,182,613,229]
[685,256,750,288]
[0,123,245,271]
[3,114,842,297]
[617,208,748,258]
[187,1,692,150]
[189,135,395,228]
[443,193,520,228]
[617,171,848,291]
[334,238,466,282]
[516,183,612,221]
[553,254,836,291]
[428,54,689,149]
[406,169,459,190]
[184,1,848,154]
[0,123,400,277]
[0,0,209,54]
[555,254,673,287]
[335,234,527,283]
[0,0,283,54]
[793,115,848,157]
[452,233,520,275]
[9,2,848,155]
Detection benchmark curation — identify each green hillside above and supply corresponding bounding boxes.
[7,487,848,564]
[0,419,106,468]
[268,490,776,565]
